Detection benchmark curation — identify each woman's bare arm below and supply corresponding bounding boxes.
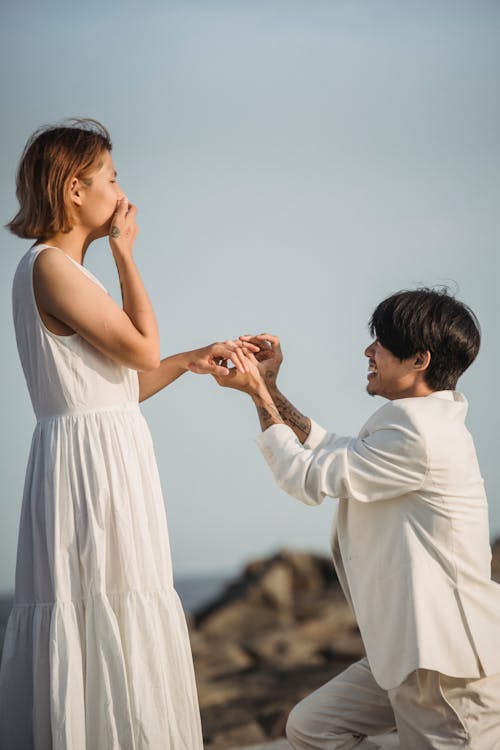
[34,200,160,371]
[34,246,160,371]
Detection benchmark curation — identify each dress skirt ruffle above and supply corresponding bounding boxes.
[0,408,203,749]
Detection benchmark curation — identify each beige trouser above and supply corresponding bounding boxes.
[286,657,500,749]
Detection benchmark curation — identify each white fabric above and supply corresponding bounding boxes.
[0,245,203,749]
[256,392,500,690]
[286,657,500,749]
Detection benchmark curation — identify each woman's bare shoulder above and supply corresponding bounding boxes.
[33,245,72,273]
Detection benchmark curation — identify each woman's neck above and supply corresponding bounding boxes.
[39,228,93,265]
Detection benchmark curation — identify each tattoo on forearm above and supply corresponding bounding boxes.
[256,399,283,432]
[273,391,311,442]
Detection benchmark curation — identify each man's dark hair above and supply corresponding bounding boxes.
[369,288,481,391]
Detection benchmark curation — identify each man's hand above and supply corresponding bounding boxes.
[186,340,259,377]
[213,349,285,430]
[213,347,288,433]
[239,333,283,389]
[240,333,311,442]
[212,349,266,394]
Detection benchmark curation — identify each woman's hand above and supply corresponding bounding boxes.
[109,196,138,258]
[239,333,283,389]
[185,340,259,377]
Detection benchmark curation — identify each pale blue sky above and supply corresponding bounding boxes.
[1,0,499,591]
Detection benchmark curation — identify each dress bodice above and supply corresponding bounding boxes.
[12,245,139,421]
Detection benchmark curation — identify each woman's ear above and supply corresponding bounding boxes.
[68,177,83,207]
[414,350,431,372]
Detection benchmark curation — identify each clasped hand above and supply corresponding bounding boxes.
[212,333,283,395]
[184,339,259,378]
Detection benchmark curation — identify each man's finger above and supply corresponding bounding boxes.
[237,337,260,352]
[241,334,278,349]
[258,334,280,348]
[224,339,259,354]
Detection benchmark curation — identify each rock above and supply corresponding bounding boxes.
[192,549,358,745]
[205,721,268,749]
[198,659,356,747]
[247,614,364,669]
[193,637,254,680]
[197,677,245,710]
[197,599,289,639]
[277,549,337,592]
[258,562,295,611]
[202,705,267,743]
[240,744,289,750]
[491,538,500,582]
[190,548,386,746]
[244,549,337,594]
[196,549,344,639]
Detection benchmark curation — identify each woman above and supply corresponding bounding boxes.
[0,119,252,749]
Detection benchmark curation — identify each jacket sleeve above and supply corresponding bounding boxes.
[255,404,428,506]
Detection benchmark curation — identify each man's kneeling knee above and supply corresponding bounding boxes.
[286,697,347,749]
[286,698,317,746]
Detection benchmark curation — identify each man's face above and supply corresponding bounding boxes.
[364,339,430,400]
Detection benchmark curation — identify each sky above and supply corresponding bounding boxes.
[1,0,499,591]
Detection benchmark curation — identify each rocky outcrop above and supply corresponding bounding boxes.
[195,540,500,749]
[191,549,364,749]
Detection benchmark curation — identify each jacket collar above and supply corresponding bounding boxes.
[428,390,465,402]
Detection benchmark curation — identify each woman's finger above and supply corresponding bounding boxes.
[231,348,248,373]
[109,198,129,237]
[117,196,129,216]
[126,203,137,220]
[243,349,259,365]
[215,343,246,373]
[212,363,230,376]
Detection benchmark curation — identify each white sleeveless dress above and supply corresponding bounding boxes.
[0,245,204,749]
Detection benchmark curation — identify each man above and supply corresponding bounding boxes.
[215,288,500,749]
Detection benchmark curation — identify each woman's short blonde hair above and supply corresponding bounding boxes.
[7,118,112,240]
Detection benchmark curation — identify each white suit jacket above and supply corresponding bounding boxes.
[256,390,500,689]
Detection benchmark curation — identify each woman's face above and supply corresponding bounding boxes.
[75,149,125,237]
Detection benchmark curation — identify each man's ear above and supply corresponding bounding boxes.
[414,351,431,372]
